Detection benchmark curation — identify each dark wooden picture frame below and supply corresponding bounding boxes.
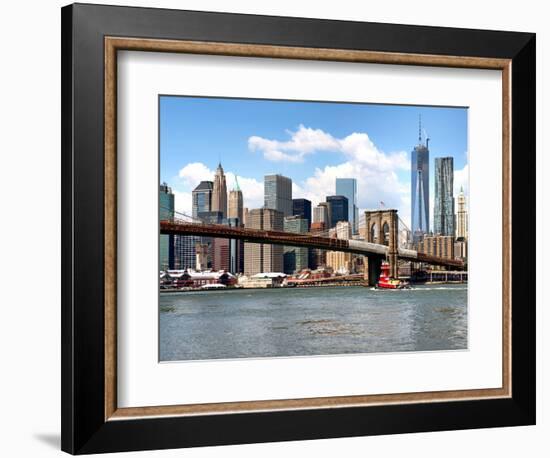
[61,3,536,454]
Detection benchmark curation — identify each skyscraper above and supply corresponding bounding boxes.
[264,174,292,216]
[197,211,224,225]
[292,198,312,267]
[411,120,430,236]
[326,221,353,274]
[211,238,230,271]
[283,216,309,274]
[326,195,349,228]
[198,211,224,269]
[159,182,174,270]
[310,221,327,268]
[228,177,244,223]
[189,180,213,270]
[335,220,352,240]
[159,182,174,221]
[335,178,358,234]
[417,235,455,260]
[456,186,468,240]
[227,177,244,273]
[212,162,227,217]
[174,235,200,270]
[292,198,312,229]
[192,181,213,219]
[434,157,455,236]
[313,202,330,227]
[244,208,284,275]
[227,217,244,274]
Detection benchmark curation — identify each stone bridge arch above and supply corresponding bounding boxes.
[362,209,399,278]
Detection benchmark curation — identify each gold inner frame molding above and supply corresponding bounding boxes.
[104,36,512,421]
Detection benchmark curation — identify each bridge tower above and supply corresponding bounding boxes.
[362,256,383,286]
[362,209,399,279]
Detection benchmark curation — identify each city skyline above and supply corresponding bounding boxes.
[160,96,468,229]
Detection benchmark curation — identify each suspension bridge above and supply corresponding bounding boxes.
[160,207,464,285]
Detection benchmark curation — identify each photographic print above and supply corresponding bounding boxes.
[159,96,468,362]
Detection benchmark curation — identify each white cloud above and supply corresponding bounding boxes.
[174,126,440,229]
[249,125,408,172]
[249,125,411,225]
[248,124,340,163]
[295,162,411,228]
[233,175,264,210]
[176,163,264,212]
[454,163,469,196]
[178,162,214,189]
[339,133,409,172]
[172,190,192,217]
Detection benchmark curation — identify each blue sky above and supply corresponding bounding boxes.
[160,95,468,227]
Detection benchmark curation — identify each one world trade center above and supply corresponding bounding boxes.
[411,118,430,238]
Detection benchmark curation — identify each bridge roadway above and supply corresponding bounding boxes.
[160,220,465,269]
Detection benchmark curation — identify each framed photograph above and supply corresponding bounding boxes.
[61,3,536,454]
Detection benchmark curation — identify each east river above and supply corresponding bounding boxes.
[159,285,467,361]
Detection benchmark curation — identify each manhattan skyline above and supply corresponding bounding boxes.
[160,95,468,228]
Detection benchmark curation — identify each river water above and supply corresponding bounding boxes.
[159,285,467,361]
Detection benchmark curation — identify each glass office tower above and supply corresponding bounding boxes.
[283,216,309,274]
[192,181,213,219]
[292,198,312,230]
[335,178,358,234]
[326,195,349,228]
[411,137,430,237]
[264,174,292,217]
[186,181,214,271]
[434,157,455,236]
[159,182,175,270]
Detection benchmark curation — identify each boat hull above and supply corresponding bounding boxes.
[376,281,410,290]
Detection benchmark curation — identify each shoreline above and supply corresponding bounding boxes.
[159,281,468,294]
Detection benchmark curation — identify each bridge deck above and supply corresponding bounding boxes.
[160,220,465,269]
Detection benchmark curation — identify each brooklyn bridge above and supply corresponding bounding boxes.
[161,208,464,285]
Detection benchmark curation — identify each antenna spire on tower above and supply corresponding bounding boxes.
[234,173,241,191]
[418,114,422,144]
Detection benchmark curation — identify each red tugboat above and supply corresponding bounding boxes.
[376,261,410,289]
